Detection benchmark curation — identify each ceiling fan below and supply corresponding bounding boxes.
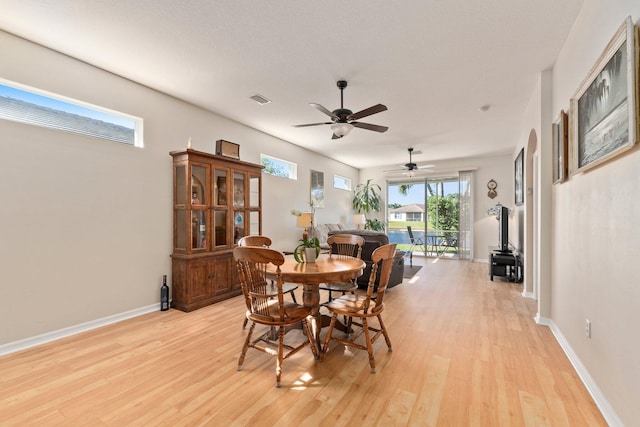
[292,80,388,139]
[385,148,435,177]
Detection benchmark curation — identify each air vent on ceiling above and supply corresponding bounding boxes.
[249,94,272,105]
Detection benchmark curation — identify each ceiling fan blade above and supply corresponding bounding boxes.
[310,103,339,120]
[418,164,436,169]
[292,122,333,128]
[351,122,389,133]
[347,104,387,121]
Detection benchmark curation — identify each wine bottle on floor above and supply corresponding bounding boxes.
[160,275,169,311]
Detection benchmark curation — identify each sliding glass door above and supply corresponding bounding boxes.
[425,177,459,257]
[387,177,460,258]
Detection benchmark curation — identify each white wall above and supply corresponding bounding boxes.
[528,1,640,424]
[360,153,514,262]
[0,30,358,345]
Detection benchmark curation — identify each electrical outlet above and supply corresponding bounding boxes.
[585,319,591,338]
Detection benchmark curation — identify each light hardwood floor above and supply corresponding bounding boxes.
[0,258,606,426]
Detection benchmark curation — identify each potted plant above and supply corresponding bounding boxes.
[293,236,321,263]
[352,179,385,231]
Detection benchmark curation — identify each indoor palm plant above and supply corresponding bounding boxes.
[352,179,385,231]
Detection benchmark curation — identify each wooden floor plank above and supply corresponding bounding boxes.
[0,258,607,426]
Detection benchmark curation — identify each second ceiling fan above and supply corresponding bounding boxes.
[385,148,435,177]
[293,80,388,139]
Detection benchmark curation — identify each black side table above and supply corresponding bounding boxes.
[489,251,522,282]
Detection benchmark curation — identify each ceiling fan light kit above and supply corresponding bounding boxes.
[293,80,388,139]
[331,122,353,137]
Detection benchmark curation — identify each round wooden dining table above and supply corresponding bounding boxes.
[266,253,365,353]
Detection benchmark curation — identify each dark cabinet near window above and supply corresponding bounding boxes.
[170,148,262,311]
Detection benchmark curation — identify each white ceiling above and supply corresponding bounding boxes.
[0,0,583,170]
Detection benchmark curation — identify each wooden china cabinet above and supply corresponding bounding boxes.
[170,148,262,312]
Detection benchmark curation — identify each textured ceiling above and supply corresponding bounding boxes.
[0,0,583,170]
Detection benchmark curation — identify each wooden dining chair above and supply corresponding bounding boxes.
[237,235,298,330]
[319,234,364,303]
[233,246,318,387]
[322,243,396,373]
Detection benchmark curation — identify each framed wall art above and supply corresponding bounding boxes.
[553,110,569,184]
[569,16,639,174]
[310,170,324,208]
[514,148,524,206]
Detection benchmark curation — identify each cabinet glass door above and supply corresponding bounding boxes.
[249,174,259,207]
[234,210,245,244]
[214,210,227,247]
[249,211,260,235]
[233,173,244,207]
[214,169,227,206]
[191,165,207,206]
[175,165,186,205]
[191,210,207,249]
[176,210,187,249]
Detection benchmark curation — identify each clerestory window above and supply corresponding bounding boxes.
[0,79,143,147]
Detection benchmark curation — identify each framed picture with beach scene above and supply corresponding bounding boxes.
[569,16,639,174]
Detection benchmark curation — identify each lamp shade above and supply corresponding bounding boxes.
[352,214,366,225]
[296,212,312,228]
[331,122,354,137]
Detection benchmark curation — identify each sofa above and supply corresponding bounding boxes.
[312,223,351,250]
[325,229,405,289]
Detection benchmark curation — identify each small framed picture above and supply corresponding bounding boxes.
[553,110,569,184]
[514,148,524,206]
[310,170,324,208]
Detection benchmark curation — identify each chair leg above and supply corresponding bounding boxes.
[362,317,376,373]
[238,322,255,371]
[303,318,318,359]
[322,314,338,357]
[289,289,298,304]
[276,326,285,388]
[377,314,392,351]
[242,317,248,330]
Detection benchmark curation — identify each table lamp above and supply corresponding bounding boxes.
[353,213,366,230]
[296,212,313,240]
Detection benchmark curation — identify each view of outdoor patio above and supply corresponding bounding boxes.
[387,179,460,258]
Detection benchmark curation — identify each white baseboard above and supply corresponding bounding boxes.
[537,317,623,427]
[0,304,160,356]
[521,290,535,299]
[474,257,489,263]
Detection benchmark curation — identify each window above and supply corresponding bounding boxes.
[260,154,297,179]
[333,174,352,191]
[0,79,143,147]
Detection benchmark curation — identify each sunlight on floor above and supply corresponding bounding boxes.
[292,372,314,390]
